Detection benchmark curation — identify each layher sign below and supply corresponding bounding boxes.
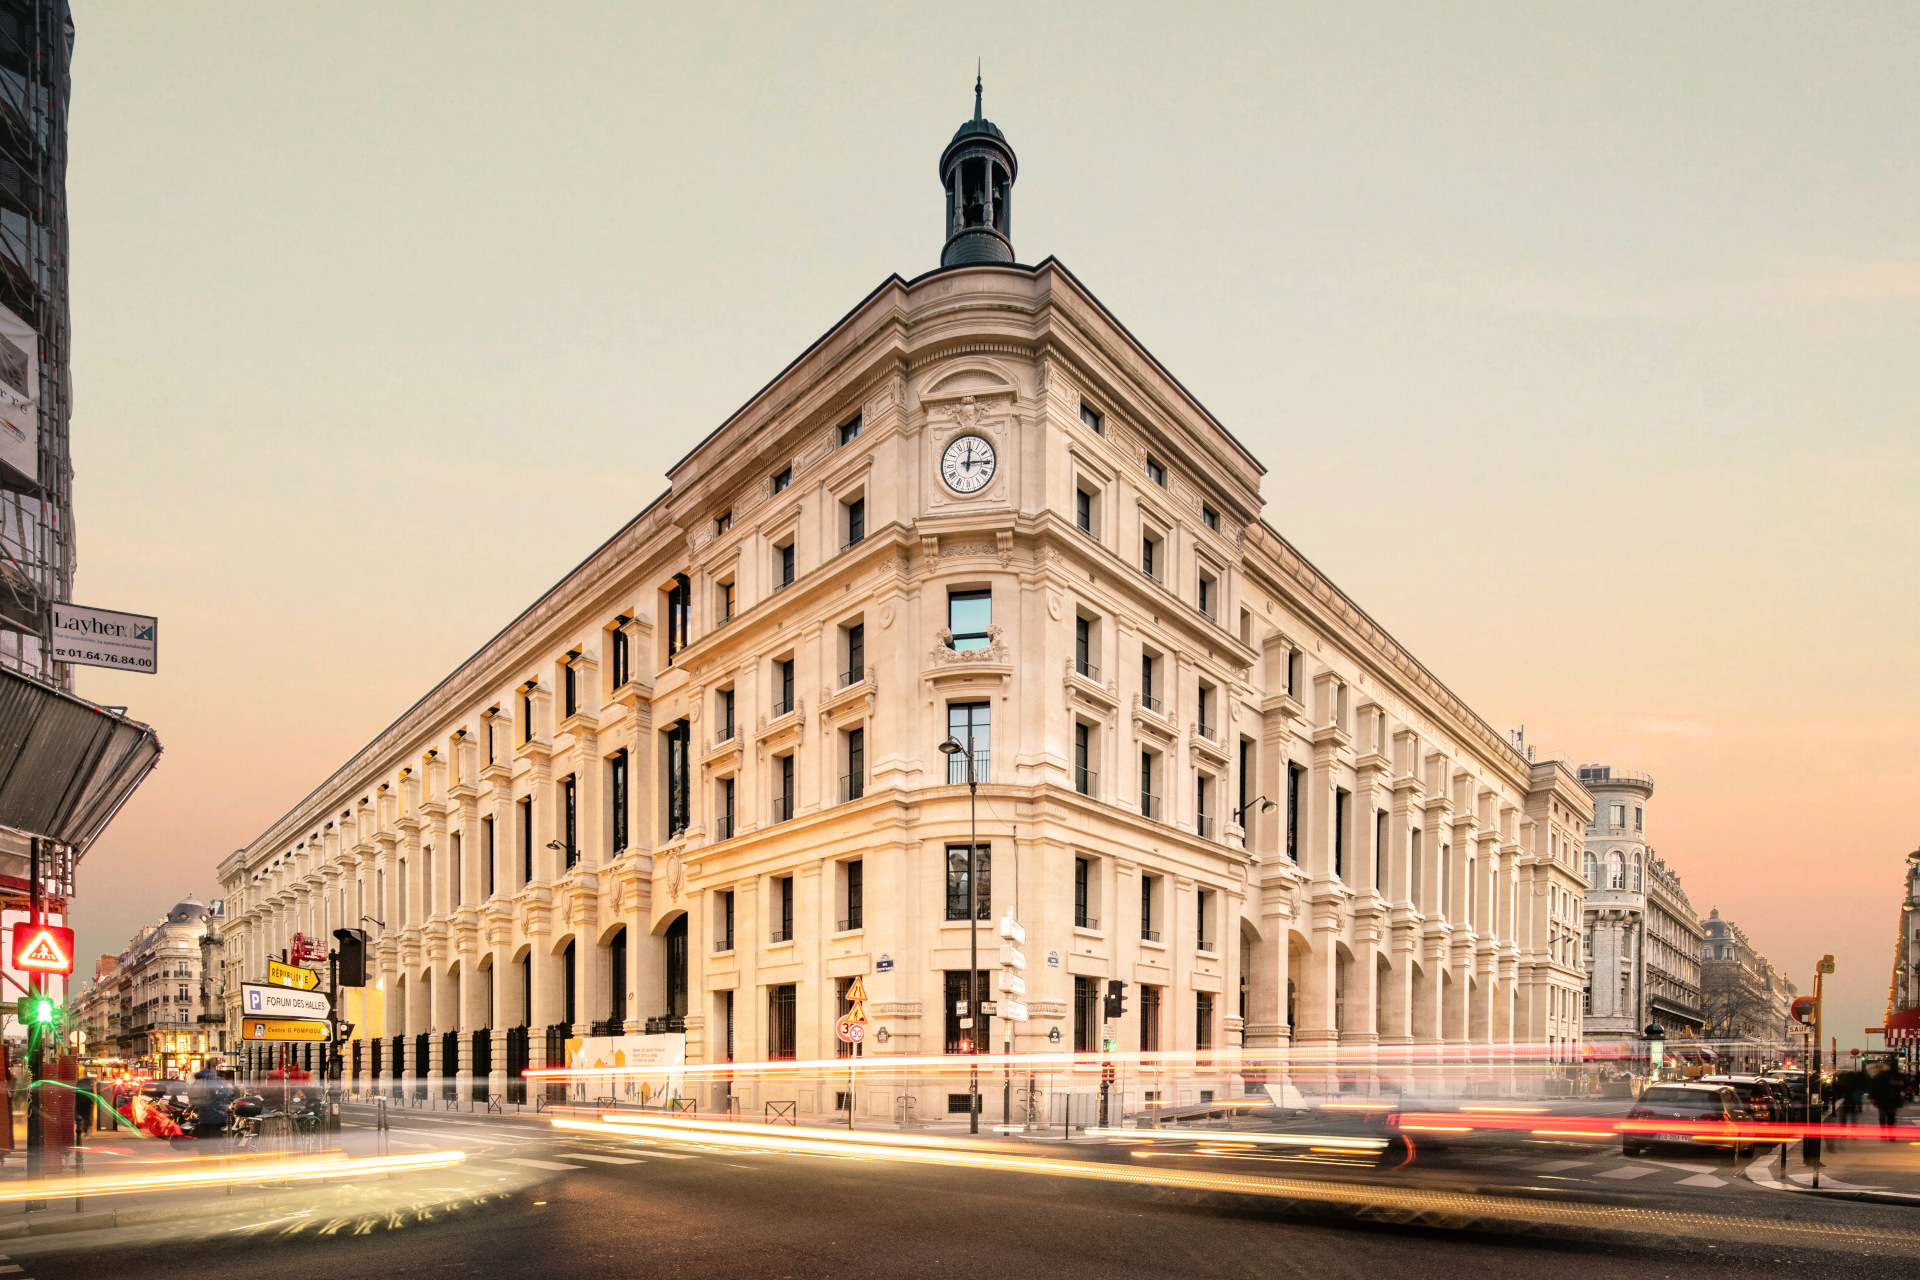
[50,603,157,673]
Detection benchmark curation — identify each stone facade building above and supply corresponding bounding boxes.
[1700,907,1798,1070]
[217,94,1593,1110]
[72,895,222,1075]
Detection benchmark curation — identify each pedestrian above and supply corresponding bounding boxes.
[1868,1063,1907,1139]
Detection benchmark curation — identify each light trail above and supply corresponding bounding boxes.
[0,1150,466,1203]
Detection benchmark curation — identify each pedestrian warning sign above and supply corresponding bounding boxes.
[11,924,73,975]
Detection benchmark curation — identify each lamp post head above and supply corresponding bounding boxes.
[939,738,965,756]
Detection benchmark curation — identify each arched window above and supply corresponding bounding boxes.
[1583,851,1598,887]
[1606,850,1626,890]
[1629,853,1643,891]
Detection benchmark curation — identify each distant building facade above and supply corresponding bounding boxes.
[1700,907,1798,1070]
[1889,850,1920,1055]
[1577,766,1702,1047]
[72,895,224,1075]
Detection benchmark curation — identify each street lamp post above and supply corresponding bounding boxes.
[940,734,981,1134]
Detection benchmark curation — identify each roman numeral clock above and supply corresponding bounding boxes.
[940,433,997,494]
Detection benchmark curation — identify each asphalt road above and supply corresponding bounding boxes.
[11,1110,1920,1280]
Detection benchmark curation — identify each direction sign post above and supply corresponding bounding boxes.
[268,959,320,991]
[241,1018,331,1043]
[997,916,1026,1127]
[241,982,330,1021]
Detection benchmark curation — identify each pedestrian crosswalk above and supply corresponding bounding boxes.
[1449,1149,1765,1192]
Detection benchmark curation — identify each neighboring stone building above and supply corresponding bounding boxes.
[217,90,1593,1114]
[76,896,222,1076]
[1887,849,1920,1057]
[1700,907,1798,1071]
[1576,765,1702,1047]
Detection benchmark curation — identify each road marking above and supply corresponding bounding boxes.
[559,1152,644,1164]
[1676,1173,1726,1187]
[501,1158,586,1170]
[1594,1166,1661,1180]
[640,1150,697,1159]
[1529,1160,1591,1173]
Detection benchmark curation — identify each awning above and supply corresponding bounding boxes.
[1887,1005,1920,1047]
[0,665,161,855]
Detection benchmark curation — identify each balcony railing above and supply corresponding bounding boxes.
[1075,659,1099,681]
[1140,793,1160,820]
[837,916,863,932]
[841,534,864,552]
[1075,766,1096,796]
[1075,915,1100,931]
[840,664,866,688]
[771,795,794,823]
[1197,721,1215,741]
[840,773,864,803]
[716,813,735,840]
[771,927,794,944]
[1196,814,1215,839]
[713,934,735,953]
[771,696,794,717]
[1140,694,1164,714]
[947,752,989,785]
[1141,928,1161,942]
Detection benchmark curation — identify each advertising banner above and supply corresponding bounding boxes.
[49,603,158,674]
[564,1033,686,1108]
[0,302,35,483]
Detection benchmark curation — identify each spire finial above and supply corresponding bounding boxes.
[974,60,982,122]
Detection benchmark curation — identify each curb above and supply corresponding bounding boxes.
[0,1191,281,1240]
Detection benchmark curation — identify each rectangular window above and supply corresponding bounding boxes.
[1334,787,1348,881]
[519,797,533,885]
[1074,722,1093,796]
[1076,487,1093,533]
[1197,685,1212,739]
[665,720,691,836]
[1140,984,1161,1052]
[1074,857,1092,928]
[562,775,578,868]
[1286,648,1300,698]
[1146,457,1166,486]
[611,627,629,688]
[1411,828,1423,902]
[1611,803,1626,827]
[1075,615,1090,676]
[838,415,862,446]
[1079,403,1102,433]
[665,573,692,662]
[945,969,990,1056]
[522,691,534,742]
[1286,763,1302,861]
[1202,505,1218,531]
[715,510,732,536]
[844,859,864,931]
[564,659,578,719]
[718,580,735,622]
[1141,652,1159,711]
[1196,774,1212,838]
[947,701,990,783]
[610,750,629,854]
[768,984,796,1059]
[772,466,792,494]
[844,496,865,548]
[772,875,794,942]
[775,542,795,589]
[718,776,736,839]
[1238,738,1252,828]
[1142,530,1159,578]
[773,753,795,823]
[1374,809,1385,892]
[1074,975,1098,1052]
[1141,874,1157,941]
[1196,991,1214,1051]
[718,688,736,741]
[946,845,990,921]
[482,815,495,898]
[1197,887,1212,952]
[947,590,992,650]
[716,890,735,951]
[774,658,795,716]
[1635,805,1643,831]
[1197,572,1213,618]
[1140,750,1158,819]
[844,623,865,686]
[843,727,865,802]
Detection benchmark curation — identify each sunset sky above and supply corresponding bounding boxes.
[61,4,1917,1049]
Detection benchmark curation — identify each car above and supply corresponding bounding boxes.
[1622,1083,1754,1158]
[1762,1069,1811,1108]
[1699,1074,1787,1125]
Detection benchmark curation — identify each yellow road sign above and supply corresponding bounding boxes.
[846,975,867,1002]
[269,960,320,991]
[241,1017,330,1043]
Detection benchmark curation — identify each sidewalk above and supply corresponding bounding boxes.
[1765,1113,1920,1204]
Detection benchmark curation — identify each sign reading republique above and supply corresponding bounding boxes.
[49,602,157,673]
[268,959,320,991]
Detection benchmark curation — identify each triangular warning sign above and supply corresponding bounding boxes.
[845,975,868,1003]
[16,927,70,972]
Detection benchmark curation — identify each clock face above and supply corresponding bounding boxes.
[940,434,997,494]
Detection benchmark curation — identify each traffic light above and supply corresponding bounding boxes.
[333,927,370,987]
[1103,979,1128,1020]
[15,993,59,1028]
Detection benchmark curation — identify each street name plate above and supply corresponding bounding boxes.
[242,982,329,1020]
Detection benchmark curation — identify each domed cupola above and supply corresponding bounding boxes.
[940,71,1018,267]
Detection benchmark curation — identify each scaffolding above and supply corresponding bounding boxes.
[0,1,71,688]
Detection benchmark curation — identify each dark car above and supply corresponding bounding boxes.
[1622,1083,1753,1158]
[1700,1074,1786,1125]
